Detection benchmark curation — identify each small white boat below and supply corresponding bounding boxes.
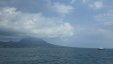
[97,48,104,50]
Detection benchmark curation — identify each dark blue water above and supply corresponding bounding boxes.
[0,47,113,64]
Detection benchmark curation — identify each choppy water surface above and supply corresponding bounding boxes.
[0,47,113,64]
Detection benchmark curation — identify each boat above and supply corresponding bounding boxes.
[97,48,104,50]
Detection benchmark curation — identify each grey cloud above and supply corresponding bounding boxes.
[0,7,74,41]
[0,0,51,13]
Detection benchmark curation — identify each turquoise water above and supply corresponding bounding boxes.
[0,47,113,64]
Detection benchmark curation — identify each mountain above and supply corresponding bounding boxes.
[0,38,58,48]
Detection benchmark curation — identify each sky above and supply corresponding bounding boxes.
[0,0,113,48]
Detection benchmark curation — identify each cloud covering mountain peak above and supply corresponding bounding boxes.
[0,7,75,40]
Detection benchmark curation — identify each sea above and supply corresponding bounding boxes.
[0,47,113,64]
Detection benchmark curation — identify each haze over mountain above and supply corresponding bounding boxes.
[0,38,58,48]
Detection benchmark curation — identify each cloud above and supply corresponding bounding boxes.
[97,29,113,37]
[94,10,113,25]
[70,0,76,4]
[52,2,74,15]
[82,0,89,3]
[0,7,75,40]
[89,1,103,9]
[0,0,52,13]
[0,0,74,17]
[83,0,104,9]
